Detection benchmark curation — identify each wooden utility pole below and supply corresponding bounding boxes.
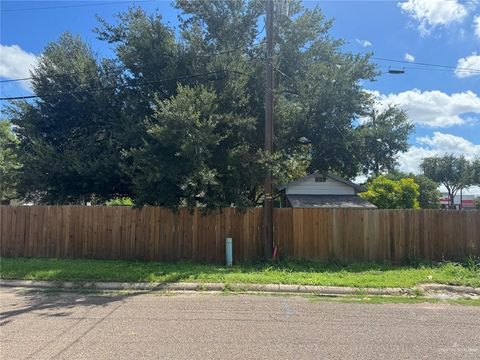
[264,0,274,258]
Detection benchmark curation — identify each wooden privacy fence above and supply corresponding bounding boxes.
[1,206,479,263]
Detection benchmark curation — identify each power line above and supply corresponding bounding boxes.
[0,1,153,12]
[271,66,365,160]
[266,56,480,80]
[0,70,240,101]
[0,41,265,85]
[378,65,472,74]
[4,52,476,101]
[0,68,275,104]
[4,50,479,85]
[372,56,480,73]
[0,77,33,83]
[330,121,364,162]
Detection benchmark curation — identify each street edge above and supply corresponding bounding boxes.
[1,279,479,296]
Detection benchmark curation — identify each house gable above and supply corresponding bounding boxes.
[285,175,356,196]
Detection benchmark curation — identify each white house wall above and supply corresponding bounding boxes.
[285,177,355,195]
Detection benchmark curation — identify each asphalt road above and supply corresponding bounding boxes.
[1,287,479,360]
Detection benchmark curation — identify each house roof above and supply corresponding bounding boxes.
[287,195,377,209]
[277,171,365,192]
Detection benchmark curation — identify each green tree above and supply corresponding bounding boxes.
[360,175,420,209]
[410,174,440,209]
[358,106,414,176]
[128,85,262,208]
[94,1,379,207]
[95,7,182,145]
[421,155,478,209]
[7,2,411,208]
[473,158,480,184]
[269,1,378,178]
[7,33,130,204]
[0,121,21,203]
[384,171,440,209]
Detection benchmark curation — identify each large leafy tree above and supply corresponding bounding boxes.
[0,121,21,203]
[266,1,378,178]
[128,85,261,208]
[95,1,379,205]
[7,33,130,203]
[358,106,414,176]
[95,8,182,139]
[6,1,413,207]
[409,174,440,209]
[421,155,478,208]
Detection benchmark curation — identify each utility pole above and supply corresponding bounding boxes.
[264,0,274,258]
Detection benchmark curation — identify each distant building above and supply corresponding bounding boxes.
[439,193,477,210]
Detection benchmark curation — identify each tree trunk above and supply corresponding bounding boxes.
[449,193,455,209]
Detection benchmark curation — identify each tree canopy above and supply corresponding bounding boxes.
[7,33,130,204]
[6,1,414,207]
[383,171,440,209]
[0,121,21,203]
[421,155,479,208]
[360,175,420,209]
[357,106,413,176]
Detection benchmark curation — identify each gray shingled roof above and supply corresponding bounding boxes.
[287,195,377,208]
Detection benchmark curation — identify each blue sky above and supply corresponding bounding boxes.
[1,0,479,190]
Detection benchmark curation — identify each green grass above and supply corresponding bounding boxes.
[1,257,479,288]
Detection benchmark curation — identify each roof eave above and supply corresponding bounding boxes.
[278,171,365,192]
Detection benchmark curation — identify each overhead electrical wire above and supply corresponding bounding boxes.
[372,56,480,73]
[0,1,154,12]
[3,51,479,86]
[270,66,365,161]
[0,41,265,85]
[0,70,240,101]
[2,44,477,105]
[0,77,33,83]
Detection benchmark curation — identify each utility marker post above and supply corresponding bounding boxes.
[264,0,274,258]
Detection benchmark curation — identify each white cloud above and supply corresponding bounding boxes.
[398,0,468,36]
[475,15,480,38]
[369,89,480,127]
[0,44,37,90]
[455,52,480,78]
[417,132,480,155]
[404,53,415,62]
[355,39,373,48]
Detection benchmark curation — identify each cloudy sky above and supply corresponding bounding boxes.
[1,0,479,192]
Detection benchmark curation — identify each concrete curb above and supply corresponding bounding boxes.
[1,279,479,296]
[418,284,480,295]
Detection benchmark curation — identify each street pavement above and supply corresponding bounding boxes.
[1,287,479,359]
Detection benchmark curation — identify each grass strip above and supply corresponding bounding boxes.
[1,257,479,288]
